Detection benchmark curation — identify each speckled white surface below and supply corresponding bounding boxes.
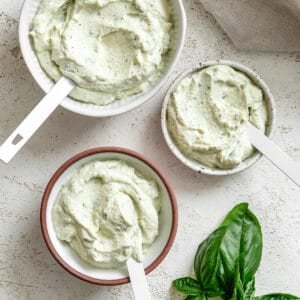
[0,1,299,299]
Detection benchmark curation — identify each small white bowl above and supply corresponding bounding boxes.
[19,0,186,117]
[161,60,276,176]
[40,147,178,285]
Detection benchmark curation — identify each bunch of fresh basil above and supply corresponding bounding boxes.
[173,203,299,300]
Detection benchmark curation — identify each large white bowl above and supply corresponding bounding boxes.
[40,147,178,285]
[19,0,186,117]
[161,60,276,176]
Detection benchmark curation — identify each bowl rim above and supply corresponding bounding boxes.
[40,147,178,286]
[18,0,187,117]
[161,60,276,176]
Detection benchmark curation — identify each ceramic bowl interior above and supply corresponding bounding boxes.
[41,147,177,285]
[19,0,186,117]
[161,60,276,176]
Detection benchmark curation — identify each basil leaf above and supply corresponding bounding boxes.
[194,226,227,297]
[220,203,262,285]
[194,203,262,297]
[255,294,300,300]
[173,277,202,296]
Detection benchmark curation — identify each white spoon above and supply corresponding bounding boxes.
[0,77,74,163]
[126,258,152,300]
[247,123,300,187]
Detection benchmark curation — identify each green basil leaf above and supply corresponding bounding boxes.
[220,203,262,285]
[255,294,300,300]
[194,226,227,297]
[173,277,202,296]
[194,203,262,297]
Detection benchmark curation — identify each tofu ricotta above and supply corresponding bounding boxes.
[31,0,173,105]
[167,65,268,169]
[52,160,161,268]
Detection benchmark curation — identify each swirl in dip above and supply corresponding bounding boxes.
[30,0,173,105]
[167,65,268,169]
[52,160,161,268]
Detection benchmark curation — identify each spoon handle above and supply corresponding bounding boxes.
[247,123,300,187]
[126,258,152,300]
[0,77,74,163]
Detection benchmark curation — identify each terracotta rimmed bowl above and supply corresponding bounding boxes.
[41,147,178,285]
[19,0,186,117]
[161,60,276,176]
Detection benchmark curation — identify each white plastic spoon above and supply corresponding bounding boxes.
[247,123,300,187]
[126,258,152,300]
[0,77,74,163]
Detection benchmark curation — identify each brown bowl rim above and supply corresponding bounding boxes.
[40,147,178,286]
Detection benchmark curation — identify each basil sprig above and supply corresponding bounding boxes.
[173,203,300,300]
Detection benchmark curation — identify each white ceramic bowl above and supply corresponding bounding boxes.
[40,147,178,285]
[161,60,276,176]
[19,0,186,117]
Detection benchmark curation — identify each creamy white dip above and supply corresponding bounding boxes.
[52,160,161,268]
[167,65,268,169]
[31,0,172,105]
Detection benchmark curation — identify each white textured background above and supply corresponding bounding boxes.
[0,0,300,299]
